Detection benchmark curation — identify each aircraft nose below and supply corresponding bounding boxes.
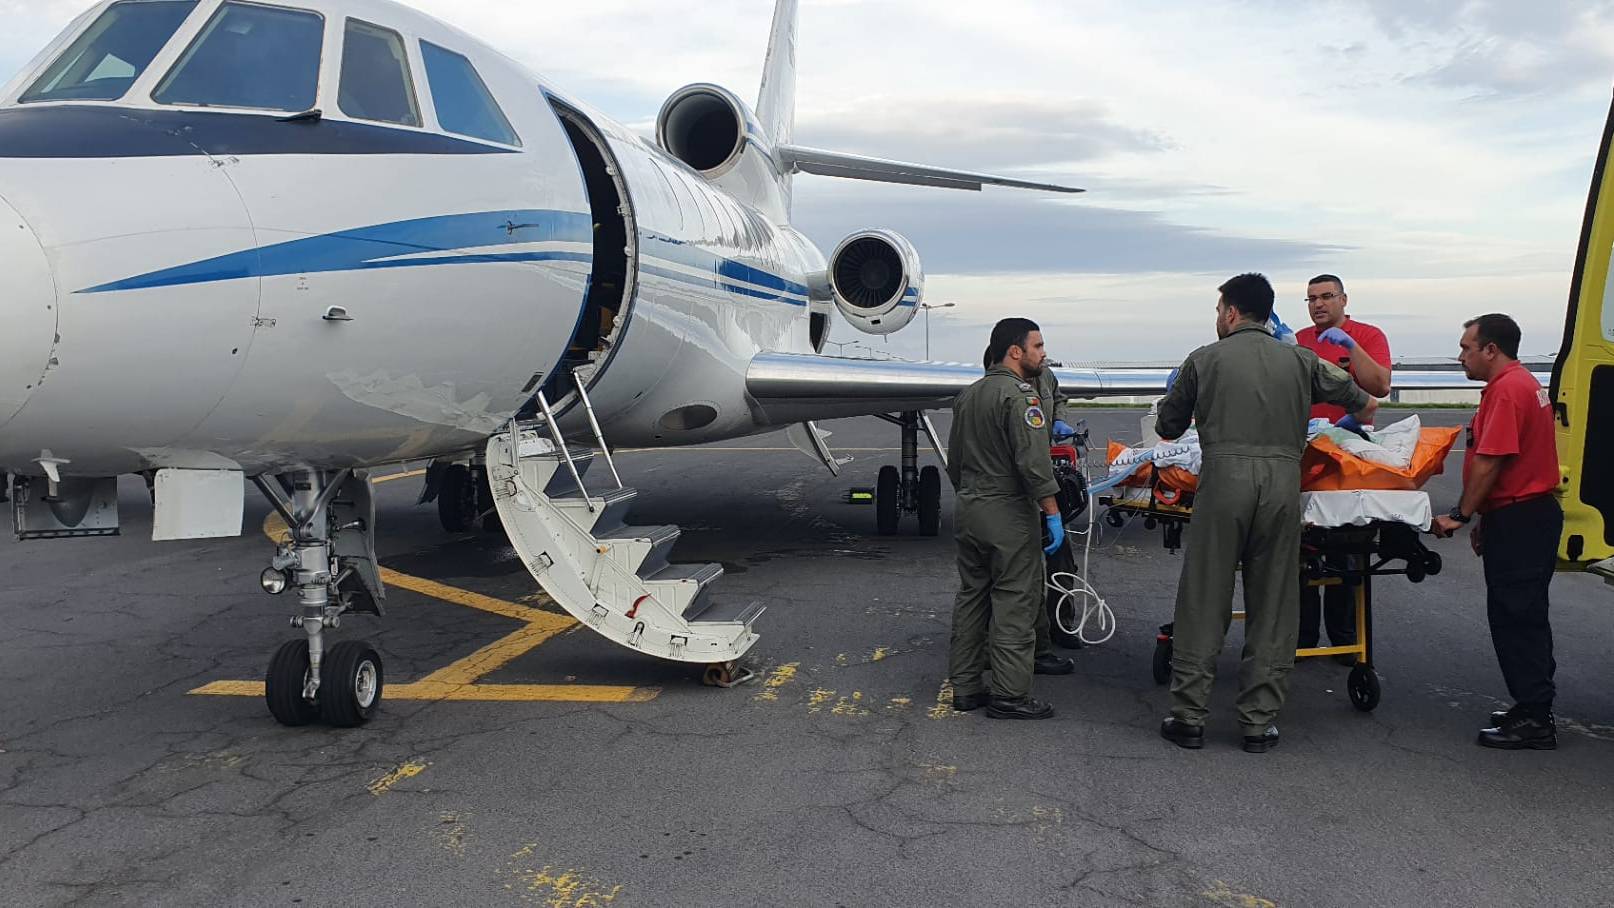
[0,193,57,430]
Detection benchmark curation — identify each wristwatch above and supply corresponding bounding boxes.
[1447,506,1471,524]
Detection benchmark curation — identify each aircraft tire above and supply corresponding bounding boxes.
[318,641,384,728]
[438,465,476,533]
[876,466,900,536]
[265,639,319,727]
[917,466,941,537]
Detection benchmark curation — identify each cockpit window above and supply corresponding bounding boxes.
[21,0,198,103]
[419,41,519,146]
[153,2,323,112]
[338,19,420,127]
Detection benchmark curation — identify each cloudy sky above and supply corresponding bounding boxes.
[4,0,1611,364]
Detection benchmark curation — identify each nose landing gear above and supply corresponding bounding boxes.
[253,469,387,728]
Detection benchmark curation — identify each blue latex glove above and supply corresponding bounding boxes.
[1319,326,1356,350]
[1043,514,1065,557]
[1334,413,1370,440]
[1268,311,1296,344]
[1165,367,1180,392]
[1052,419,1076,440]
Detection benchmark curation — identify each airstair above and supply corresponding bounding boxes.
[484,377,762,680]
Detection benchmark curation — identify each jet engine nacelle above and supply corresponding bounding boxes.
[829,230,925,336]
[657,83,791,221]
[657,83,763,175]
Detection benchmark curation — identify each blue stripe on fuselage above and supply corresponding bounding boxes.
[77,210,595,293]
[76,211,814,307]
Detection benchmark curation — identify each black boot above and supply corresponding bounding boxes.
[951,691,990,712]
[1242,726,1280,753]
[1478,713,1557,750]
[986,696,1054,720]
[1159,717,1204,749]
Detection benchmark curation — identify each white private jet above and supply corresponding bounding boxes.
[0,0,1479,726]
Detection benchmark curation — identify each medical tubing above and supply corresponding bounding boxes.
[1048,441,1196,645]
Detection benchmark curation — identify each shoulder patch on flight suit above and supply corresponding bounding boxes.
[1017,382,1034,392]
[1025,396,1041,407]
[1025,405,1046,429]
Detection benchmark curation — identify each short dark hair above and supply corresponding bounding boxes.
[1217,273,1274,323]
[987,318,1040,366]
[1464,313,1521,359]
[1309,274,1345,294]
[982,347,993,371]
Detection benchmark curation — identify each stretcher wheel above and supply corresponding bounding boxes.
[1347,664,1380,712]
[917,466,942,537]
[1152,638,1173,685]
[1105,509,1125,529]
[1423,551,1443,577]
[875,466,900,536]
[1406,560,1427,583]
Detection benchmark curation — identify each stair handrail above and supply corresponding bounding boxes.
[572,368,624,489]
[534,390,595,513]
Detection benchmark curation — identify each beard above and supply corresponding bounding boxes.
[1021,360,1045,378]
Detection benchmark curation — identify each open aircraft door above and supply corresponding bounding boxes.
[1553,94,1614,580]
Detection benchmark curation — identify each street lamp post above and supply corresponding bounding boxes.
[920,302,956,361]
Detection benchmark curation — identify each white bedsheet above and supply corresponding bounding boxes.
[1301,490,1432,531]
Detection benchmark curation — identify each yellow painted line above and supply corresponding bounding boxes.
[372,468,427,484]
[414,621,575,686]
[368,760,428,795]
[187,679,656,703]
[1201,881,1278,908]
[379,567,566,624]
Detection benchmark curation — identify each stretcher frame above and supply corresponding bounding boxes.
[1100,487,1443,712]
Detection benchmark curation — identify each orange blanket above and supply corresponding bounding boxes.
[1107,426,1462,494]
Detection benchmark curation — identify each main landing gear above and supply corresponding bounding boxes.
[871,411,946,537]
[253,469,387,727]
[425,459,500,534]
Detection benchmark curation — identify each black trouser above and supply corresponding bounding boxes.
[1481,495,1562,716]
[1297,552,1356,648]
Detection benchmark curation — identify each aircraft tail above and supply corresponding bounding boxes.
[756,0,797,149]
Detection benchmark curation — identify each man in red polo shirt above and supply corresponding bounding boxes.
[1432,314,1561,750]
[1294,275,1392,653]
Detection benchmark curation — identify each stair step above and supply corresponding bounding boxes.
[541,450,597,497]
[686,593,766,627]
[599,524,682,576]
[549,486,637,532]
[644,562,722,586]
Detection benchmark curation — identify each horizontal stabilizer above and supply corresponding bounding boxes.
[777,144,1083,194]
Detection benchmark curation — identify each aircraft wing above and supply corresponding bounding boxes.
[745,353,1532,427]
[776,145,1083,194]
[744,353,1169,425]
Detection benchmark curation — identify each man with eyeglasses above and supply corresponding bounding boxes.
[1431,314,1561,750]
[1293,274,1392,656]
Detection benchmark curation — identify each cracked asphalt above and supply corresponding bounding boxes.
[3,410,1612,908]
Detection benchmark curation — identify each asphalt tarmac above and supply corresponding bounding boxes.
[2,410,1611,908]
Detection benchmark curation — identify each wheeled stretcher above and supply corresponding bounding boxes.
[1100,486,1443,711]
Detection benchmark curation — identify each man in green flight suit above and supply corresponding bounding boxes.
[949,318,1067,720]
[1156,274,1377,753]
[980,346,1081,675]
